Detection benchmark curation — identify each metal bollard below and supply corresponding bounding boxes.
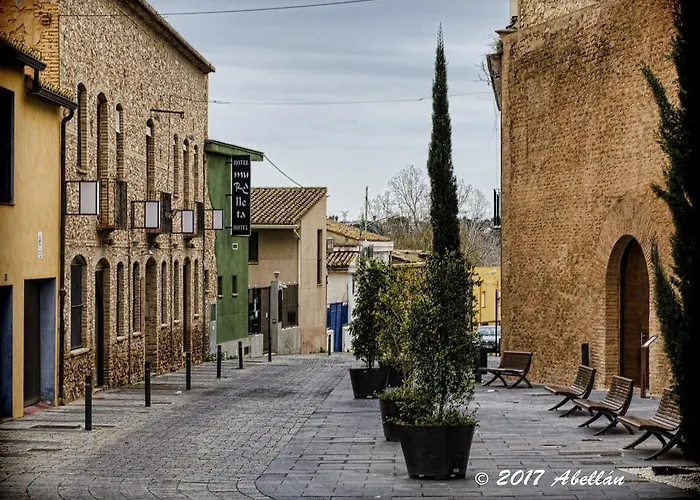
[268,330,272,362]
[145,361,151,407]
[85,375,92,431]
[238,341,243,369]
[327,333,331,356]
[216,345,222,379]
[186,351,191,390]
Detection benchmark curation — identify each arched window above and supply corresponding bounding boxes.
[115,104,124,179]
[173,135,180,197]
[193,145,199,202]
[116,262,125,338]
[161,261,167,323]
[183,139,190,207]
[96,93,108,181]
[146,120,155,200]
[77,84,87,173]
[132,262,141,332]
[173,261,180,320]
[70,256,87,349]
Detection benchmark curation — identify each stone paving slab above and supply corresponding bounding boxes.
[1,353,698,500]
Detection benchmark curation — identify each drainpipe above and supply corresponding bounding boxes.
[58,107,75,404]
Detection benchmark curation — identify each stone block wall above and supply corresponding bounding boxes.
[500,0,676,394]
[1,0,216,402]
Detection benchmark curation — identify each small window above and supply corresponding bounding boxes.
[116,263,124,338]
[248,231,259,262]
[217,276,223,298]
[173,261,180,320]
[232,275,238,296]
[0,86,14,204]
[317,229,323,285]
[481,291,486,309]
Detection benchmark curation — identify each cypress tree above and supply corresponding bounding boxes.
[427,25,461,255]
[643,0,699,459]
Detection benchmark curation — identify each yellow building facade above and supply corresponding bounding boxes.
[474,266,501,326]
[0,34,76,419]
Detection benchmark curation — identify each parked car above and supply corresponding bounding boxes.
[477,325,501,352]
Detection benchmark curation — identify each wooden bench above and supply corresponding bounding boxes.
[620,388,682,460]
[480,351,533,389]
[572,375,634,436]
[544,365,597,412]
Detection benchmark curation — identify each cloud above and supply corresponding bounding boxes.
[151,0,507,217]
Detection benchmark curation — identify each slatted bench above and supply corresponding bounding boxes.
[572,375,634,436]
[480,351,533,389]
[545,365,597,412]
[620,388,682,460]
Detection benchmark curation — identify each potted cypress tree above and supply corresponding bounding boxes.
[348,258,393,398]
[394,26,480,480]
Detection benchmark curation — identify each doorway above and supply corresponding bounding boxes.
[24,281,41,405]
[95,261,110,387]
[144,258,157,364]
[618,239,649,387]
[183,259,191,353]
[0,286,11,417]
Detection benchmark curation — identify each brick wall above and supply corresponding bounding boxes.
[500,0,676,394]
[2,0,216,402]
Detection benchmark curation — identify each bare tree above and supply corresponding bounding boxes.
[366,164,500,265]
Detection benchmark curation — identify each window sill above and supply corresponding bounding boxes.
[116,335,128,343]
[217,295,223,299]
[0,202,15,207]
[173,320,181,325]
[249,261,259,265]
[76,168,89,176]
[232,293,238,298]
[194,314,200,319]
[160,323,169,329]
[132,331,143,338]
[70,347,89,357]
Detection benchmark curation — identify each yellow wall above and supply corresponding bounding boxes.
[248,229,299,289]
[299,200,327,353]
[474,266,501,326]
[0,65,62,418]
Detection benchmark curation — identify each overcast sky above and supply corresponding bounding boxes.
[150,0,508,219]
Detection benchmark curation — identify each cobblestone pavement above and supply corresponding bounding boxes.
[1,353,698,499]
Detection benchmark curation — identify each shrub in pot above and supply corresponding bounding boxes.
[376,265,425,388]
[393,26,480,480]
[349,258,393,399]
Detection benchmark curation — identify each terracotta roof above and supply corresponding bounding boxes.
[0,31,45,70]
[251,187,326,226]
[327,250,358,270]
[326,218,390,242]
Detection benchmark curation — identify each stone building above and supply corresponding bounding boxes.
[1,0,216,403]
[494,0,676,394]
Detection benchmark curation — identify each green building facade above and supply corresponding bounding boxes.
[205,140,264,347]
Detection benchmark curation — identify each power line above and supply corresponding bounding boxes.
[176,92,490,106]
[264,155,304,187]
[61,0,382,17]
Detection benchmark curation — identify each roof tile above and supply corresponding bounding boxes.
[326,218,390,242]
[251,187,326,226]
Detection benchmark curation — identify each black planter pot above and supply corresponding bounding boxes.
[398,423,476,480]
[378,398,402,442]
[349,367,390,399]
[386,366,404,388]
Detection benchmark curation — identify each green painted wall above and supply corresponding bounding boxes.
[205,140,263,343]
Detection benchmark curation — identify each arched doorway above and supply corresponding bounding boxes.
[183,259,191,354]
[95,259,110,387]
[606,236,649,388]
[145,258,158,365]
